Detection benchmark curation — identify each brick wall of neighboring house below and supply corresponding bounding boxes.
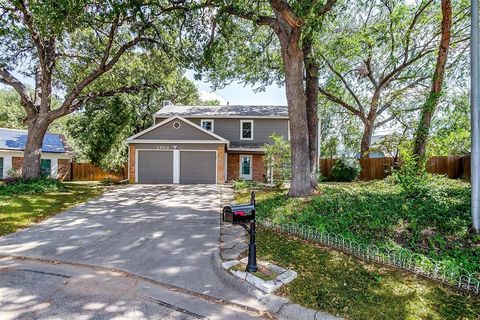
[57,159,71,181]
[252,154,266,182]
[129,145,136,183]
[11,156,72,180]
[227,153,240,181]
[12,156,23,174]
[217,146,226,184]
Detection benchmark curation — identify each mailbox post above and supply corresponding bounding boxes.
[247,192,257,272]
[222,191,258,272]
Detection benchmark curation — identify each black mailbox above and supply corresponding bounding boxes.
[223,204,255,224]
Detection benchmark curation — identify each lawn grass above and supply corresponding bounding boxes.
[257,228,480,320]
[236,178,479,274]
[0,181,104,236]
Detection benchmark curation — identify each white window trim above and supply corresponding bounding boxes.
[200,119,214,132]
[287,120,291,141]
[240,120,254,140]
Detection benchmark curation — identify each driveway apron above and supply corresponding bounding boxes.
[0,185,258,307]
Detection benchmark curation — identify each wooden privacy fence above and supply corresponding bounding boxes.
[71,162,128,181]
[319,155,471,181]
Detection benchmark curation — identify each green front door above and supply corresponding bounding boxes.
[40,159,51,177]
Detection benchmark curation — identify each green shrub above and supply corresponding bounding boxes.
[263,134,291,188]
[233,179,260,190]
[330,158,361,182]
[392,152,431,198]
[0,177,66,195]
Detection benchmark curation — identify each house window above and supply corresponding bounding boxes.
[0,157,3,179]
[40,159,51,177]
[201,119,214,132]
[240,120,254,140]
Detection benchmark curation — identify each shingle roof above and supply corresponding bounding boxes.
[154,105,289,118]
[0,128,69,153]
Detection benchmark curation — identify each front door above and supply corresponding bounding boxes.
[239,155,252,180]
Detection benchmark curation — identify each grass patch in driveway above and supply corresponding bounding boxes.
[0,181,104,236]
[257,228,480,320]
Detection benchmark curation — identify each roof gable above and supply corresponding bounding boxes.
[0,128,68,153]
[127,116,228,142]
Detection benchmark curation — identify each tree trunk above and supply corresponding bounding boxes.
[303,38,319,187]
[360,118,374,158]
[413,0,452,162]
[281,42,312,197]
[22,117,50,179]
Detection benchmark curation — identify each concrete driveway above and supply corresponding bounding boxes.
[0,185,266,318]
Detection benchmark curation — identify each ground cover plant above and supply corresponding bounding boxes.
[235,177,478,274]
[257,229,480,320]
[0,182,104,236]
[0,177,66,196]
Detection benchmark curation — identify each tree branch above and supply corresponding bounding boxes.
[56,36,156,120]
[0,67,34,111]
[320,54,365,112]
[220,6,279,30]
[317,0,337,16]
[318,87,362,117]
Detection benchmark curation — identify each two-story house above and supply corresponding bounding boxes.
[126,104,290,184]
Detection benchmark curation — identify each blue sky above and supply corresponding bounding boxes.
[184,71,287,106]
[5,69,287,106]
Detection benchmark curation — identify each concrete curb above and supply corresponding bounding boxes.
[217,185,343,320]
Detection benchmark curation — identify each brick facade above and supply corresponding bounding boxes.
[252,154,266,182]
[227,154,240,181]
[227,153,265,182]
[129,145,136,184]
[57,159,71,181]
[216,146,226,184]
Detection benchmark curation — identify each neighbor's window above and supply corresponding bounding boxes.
[201,119,214,132]
[0,157,3,179]
[40,159,51,177]
[240,120,254,140]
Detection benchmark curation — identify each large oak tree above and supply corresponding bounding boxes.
[0,0,189,178]
[189,0,337,196]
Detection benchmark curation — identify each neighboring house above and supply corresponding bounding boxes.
[0,128,73,180]
[127,104,305,184]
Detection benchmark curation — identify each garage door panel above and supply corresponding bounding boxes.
[137,151,173,183]
[180,151,216,184]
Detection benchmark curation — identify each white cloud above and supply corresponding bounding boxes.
[199,90,227,105]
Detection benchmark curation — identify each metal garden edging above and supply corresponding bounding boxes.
[258,219,480,295]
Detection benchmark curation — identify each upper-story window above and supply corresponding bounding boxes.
[240,120,254,140]
[201,119,214,132]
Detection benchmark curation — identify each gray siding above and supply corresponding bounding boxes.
[180,151,216,184]
[137,150,173,183]
[138,118,218,140]
[155,118,288,146]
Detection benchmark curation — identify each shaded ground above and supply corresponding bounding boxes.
[0,181,104,236]
[0,184,264,310]
[257,228,480,320]
[0,257,263,320]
